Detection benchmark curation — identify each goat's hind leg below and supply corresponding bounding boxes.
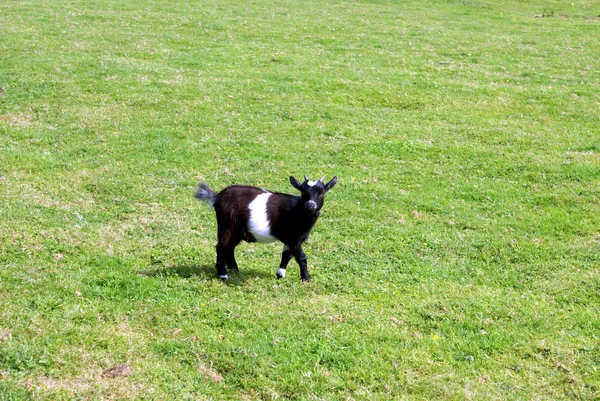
[215,245,229,280]
[216,225,236,280]
[226,245,239,271]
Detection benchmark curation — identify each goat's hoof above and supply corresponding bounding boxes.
[301,276,312,282]
[276,267,286,279]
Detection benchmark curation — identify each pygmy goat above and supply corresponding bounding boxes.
[195,175,337,281]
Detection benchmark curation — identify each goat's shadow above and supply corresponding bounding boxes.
[140,263,274,286]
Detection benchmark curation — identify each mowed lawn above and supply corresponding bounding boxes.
[1,0,599,399]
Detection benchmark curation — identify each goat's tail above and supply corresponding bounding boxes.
[194,182,218,207]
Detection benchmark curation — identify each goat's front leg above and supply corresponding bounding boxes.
[292,244,311,282]
[276,245,292,279]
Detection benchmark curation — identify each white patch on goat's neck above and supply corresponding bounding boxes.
[248,192,276,243]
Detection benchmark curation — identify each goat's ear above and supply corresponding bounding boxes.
[290,176,303,191]
[324,176,338,192]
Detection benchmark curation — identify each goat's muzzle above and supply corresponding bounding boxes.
[305,200,318,213]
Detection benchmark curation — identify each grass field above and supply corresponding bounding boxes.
[1,0,599,399]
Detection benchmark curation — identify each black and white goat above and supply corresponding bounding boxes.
[195,175,337,281]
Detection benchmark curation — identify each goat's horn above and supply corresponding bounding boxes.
[319,175,325,182]
[304,175,309,182]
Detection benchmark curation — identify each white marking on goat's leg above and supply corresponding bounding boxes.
[248,193,277,243]
[219,274,229,280]
[276,245,291,279]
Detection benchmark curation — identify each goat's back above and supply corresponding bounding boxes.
[217,185,266,204]
[213,186,265,221]
[214,185,302,223]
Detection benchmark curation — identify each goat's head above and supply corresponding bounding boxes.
[290,175,337,215]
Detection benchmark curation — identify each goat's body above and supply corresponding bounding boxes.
[195,180,332,281]
[200,185,319,246]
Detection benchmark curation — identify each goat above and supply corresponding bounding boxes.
[195,175,337,281]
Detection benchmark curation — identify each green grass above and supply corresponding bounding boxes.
[1,0,599,399]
